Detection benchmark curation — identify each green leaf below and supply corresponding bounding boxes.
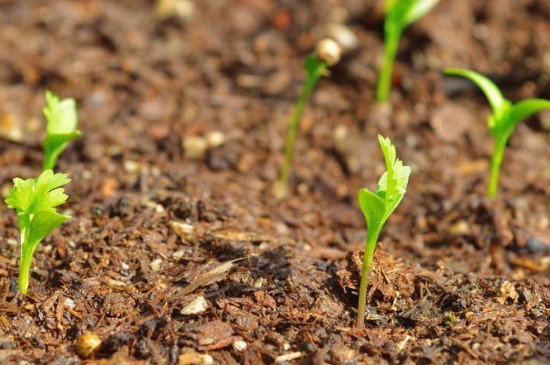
[506,99,550,134]
[358,136,410,234]
[42,131,82,171]
[42,91,81,170]
[444,68,507,114]
[402,0,440,26]
[304,54,328,93]
[5,170,70,215]
[376,135,411,221]
[387,0,440,28]
[5,170,71,293]
[26,210,69,252]
[358,188,386,233]
[43,90,79,135]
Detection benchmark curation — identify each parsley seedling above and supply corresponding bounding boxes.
[445,68,550,198]
[42,91,81,171]
[357,135,410,327]
[274,46,336,199]
[5,170,71,294]
[377,0,440,103]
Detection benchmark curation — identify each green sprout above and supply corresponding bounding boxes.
[274,53,330,199]
[377,0,440,103]
[5,170,71,294]
[444,68,550,198]
[42,90,81,171]
[357,135,410,328]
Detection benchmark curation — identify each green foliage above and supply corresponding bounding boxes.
[5,170,71,294]
[275,54,328,199]
[42,91,82,171]
[444,68,550,198]
[356,136,410,327]
[377,0,440,103]
[359,136,410,230]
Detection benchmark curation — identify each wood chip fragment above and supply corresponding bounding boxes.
[172,258,244,299]
[170,221,197,241]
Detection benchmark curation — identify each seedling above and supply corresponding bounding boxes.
[377,0,440,103]
[275,39,342,199]
[445,68,550,198]
[5,170,71,294]
[42,90,81,171]
[357,135,410,328]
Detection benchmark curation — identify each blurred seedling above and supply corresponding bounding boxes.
[357,135,410,328]
[5,170,71,294]
[445,68,550,198]
[274,39,342,199]
[42,90,81,171]
[377,0,440,103]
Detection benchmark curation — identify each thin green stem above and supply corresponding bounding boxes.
[18,216,32,294]
[376,25,402,103]
[357,227,381,328]
[42,152,56,171]
[18,249,32,295]
[277,58,326,197]
[487,137,507,199]
[278,87,313,190]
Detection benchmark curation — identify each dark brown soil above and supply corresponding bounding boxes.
[1,0,550,364]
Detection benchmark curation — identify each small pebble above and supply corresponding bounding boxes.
[172,250,186,259]
[183,136,208,160]
[205,131,225,148]
[156,0,195,20]
[449,220,469,235]
[123,160,140,173]
[75,332,101,359]
[181,296,208,315]
[149,258,163,272]
[253,278,264,289]
[232,339,247,352]
[524,237,549,254]
[179,352,213,365]
[63,298,75,309]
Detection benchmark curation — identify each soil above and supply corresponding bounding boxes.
[1,0,550,364]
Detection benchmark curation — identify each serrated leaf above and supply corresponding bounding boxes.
[444,68,507,114]
[5,170,70,215]
[376,135,411,221]
[5,169,71,293]
[358,136,410,234]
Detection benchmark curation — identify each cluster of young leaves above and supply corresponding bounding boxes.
[377,0,440,103]
[5,170,71,294]
[42,90,81,171]
[444,68,550,198]
[356,135,410,327]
